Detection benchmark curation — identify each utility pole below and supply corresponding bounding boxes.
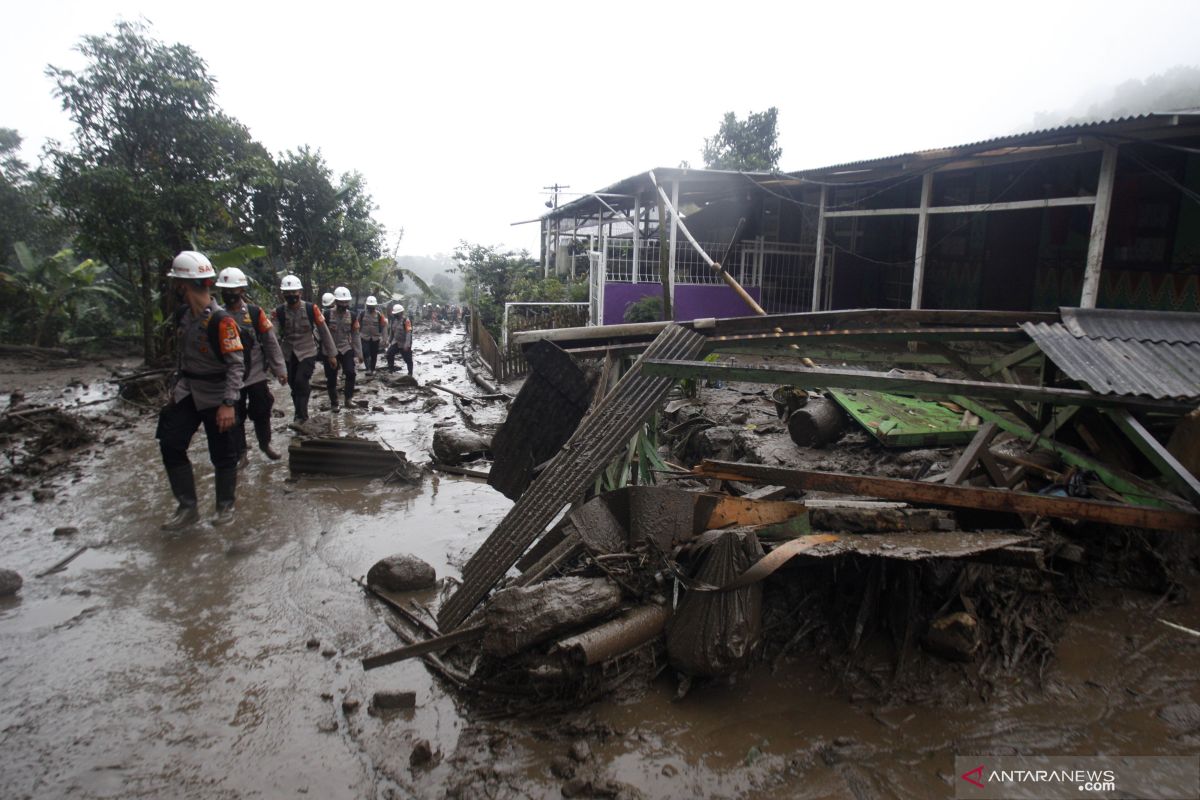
[543,183,569,277]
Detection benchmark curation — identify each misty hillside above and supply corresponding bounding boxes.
[1027,64,1200,130]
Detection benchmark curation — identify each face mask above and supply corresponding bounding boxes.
[285,294,300,305]
[336,301,350,310]
[221,291,241,306]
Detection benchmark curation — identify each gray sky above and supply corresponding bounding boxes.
[4,1,1200,258]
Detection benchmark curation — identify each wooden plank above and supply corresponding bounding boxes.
[1105,408,1200,509]
[811,186,827,311]
[823,195,1096,218]
[362,625,486,671]
[911,173,933,310]
[641,359,1194,414]
[945,422,1000,485]
[693,460,1200,533]
[707,327,1029,347]
[980,342,1043,379]
[1081,143,1118,308]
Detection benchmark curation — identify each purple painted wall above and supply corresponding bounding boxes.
[603,283,763,325]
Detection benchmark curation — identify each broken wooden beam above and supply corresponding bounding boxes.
[289,437,411,477]
[693,460,1200,532]
[1104,408,1200,510]
[944,422,1000,485]
[361,624,486,671]
[641,359,1195,414]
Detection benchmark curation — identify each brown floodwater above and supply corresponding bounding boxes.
[1,330,1197,799]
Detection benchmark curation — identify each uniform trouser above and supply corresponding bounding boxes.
[157,394,240,472]
[386,344,413,375]
[362,339,381,373]
[236,380,275,454]
[324,349,356,405]
[286,352,318,420]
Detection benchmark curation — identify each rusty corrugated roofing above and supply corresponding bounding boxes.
[1022,309,1200,402]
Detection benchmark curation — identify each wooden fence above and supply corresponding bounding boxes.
[469,309,528,382]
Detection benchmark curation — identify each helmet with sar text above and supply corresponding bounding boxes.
[321,292,335,308]
[392,304,405,315]
[333,286,351,310]
[280,274,304,306]
[169,251,216,282]
[365,296,378,307]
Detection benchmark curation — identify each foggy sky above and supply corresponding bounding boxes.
[4,1,1199,258]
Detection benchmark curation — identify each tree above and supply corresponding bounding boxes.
[0,245,121,347]
[452,243,541,335]
[0,129,68,265]
[47,21,250,362]
[702,107,782,171]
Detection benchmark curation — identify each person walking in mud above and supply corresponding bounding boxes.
[158,250,245,530]
[386,304,414,376]
[215,267,287,464]
[324,286,363,412]
[274,275,336,423]
[358,295,387,377]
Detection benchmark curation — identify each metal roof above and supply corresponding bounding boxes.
[787,111,1200,177]
[1021,309,1200,402]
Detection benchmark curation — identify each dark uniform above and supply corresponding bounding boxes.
[157,299,245,515]
[226,302,286,459]
[324,306,363,409]
[358,306,387,375]
[274,301,336,421]
[386,313,414,375]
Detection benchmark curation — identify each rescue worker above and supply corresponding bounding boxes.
[321,291,334,310]
[358,295,387,376]
[216,267,287,463]
[324,286,363,411]
[386,304,414,375]
[158,250,244,530]
[274,275,336,423]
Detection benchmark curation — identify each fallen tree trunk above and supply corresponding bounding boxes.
[481,577,622,658]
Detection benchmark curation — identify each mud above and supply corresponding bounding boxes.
[0,332,1198,799]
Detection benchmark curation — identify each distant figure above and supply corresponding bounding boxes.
[158,250,244,530]
[358,295,387,377]
[216,267,287,463]
[323,286,362,412]
[387,305,414,376]
[273,275,336,422]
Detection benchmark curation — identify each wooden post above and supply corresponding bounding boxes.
[811,185,827,311]
[657,192,671,320]
[669,179,680,318]
[632,195,640,284]
[1081,143,1118,308]
[911,172,933,310]
[541,219,549,277]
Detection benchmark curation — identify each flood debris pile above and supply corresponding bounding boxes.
[360,309,1200,712]
[0,400,97,487]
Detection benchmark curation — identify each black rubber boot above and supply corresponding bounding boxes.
[212,468,237,527]
[294,396,309,422]
[162,464,199,531]
[255,420,282,460]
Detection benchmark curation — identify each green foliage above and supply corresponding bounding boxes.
[46,20,253,360]
[702,107,782,171]
[0,129,68,265]
[623,294,664,323]
[0,246,123,346]
[452,242,540,335]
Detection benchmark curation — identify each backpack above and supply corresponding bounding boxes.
[174,304,253,376]
[275,301,318,334]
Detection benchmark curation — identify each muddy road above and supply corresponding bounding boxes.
[1,330,1199,799]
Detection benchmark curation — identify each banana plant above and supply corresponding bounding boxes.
[2,243,122,347]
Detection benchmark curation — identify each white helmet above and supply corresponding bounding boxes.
[392,304,405,315]
[333,286,352,302]
[280,274,303,291]
[169,251,215,280]
[215,267,248,288]
[365,295,378,307]
[321,292,335,308]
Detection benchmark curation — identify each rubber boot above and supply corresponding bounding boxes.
[255,420,282,460]
[212,468,237,527]
[237,447,249,470]
[161,464,199,531]
[294,395,309,423]
[329,386,340,413]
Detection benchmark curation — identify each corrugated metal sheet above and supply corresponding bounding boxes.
[1022,318,1200,401]
[1061,308,1200,345]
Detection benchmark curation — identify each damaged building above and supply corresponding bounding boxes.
[540,111,1200,324]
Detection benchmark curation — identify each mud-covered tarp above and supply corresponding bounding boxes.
[667,529,765,677]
